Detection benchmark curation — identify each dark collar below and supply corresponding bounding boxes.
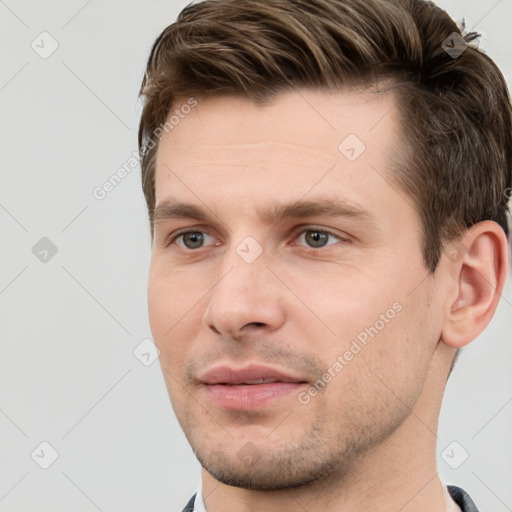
[448,486,481,512]
[181,493,196,512]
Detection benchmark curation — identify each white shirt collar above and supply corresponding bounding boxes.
[192,482,207,512]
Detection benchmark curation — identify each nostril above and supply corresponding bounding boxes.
[209,324,221,335]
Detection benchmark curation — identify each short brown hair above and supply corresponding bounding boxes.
[138,0,512,272]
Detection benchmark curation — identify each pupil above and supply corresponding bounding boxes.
[306,230,328,247]
[184,232,203,248]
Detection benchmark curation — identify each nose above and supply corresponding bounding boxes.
[202,246,287,340]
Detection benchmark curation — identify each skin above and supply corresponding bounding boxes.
[147,88,508,512]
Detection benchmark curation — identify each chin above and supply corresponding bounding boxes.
[200,459,325,491]
[194,441,344,491]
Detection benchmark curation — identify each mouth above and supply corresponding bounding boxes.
[198,364,309,410]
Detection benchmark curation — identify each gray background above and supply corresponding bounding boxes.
[0,1,511,510]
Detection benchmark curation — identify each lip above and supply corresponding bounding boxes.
[198,364,309,410]
[198,364,307,385]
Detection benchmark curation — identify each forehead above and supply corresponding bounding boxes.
[153,88,405,213]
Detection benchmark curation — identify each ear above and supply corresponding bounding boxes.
[441,221,509,348]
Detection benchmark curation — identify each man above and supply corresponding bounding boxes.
[138,0,511,510]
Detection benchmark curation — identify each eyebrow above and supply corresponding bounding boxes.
[153,197,376,227]
[258,198,375,225]
[154,201,209,224]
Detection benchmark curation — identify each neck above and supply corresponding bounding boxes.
[201,342,456,512]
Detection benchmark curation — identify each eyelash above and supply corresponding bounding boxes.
[166,227,348,250]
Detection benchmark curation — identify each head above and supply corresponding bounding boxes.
[139,0,511,491]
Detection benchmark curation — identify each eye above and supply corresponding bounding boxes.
[172,230,217,250]
[294,228,344,249]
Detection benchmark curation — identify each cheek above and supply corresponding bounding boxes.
[288,264,399,343]
[147,265,194,364]
[303,262,431,378]
[147,272,174,342]
[358,286,438,402]
[147,262,202,334]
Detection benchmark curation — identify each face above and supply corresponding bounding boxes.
[148,88,443,490]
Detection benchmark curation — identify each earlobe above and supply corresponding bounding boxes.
[441,221,509,349]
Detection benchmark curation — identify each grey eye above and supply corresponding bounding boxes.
[304,230,330,248]
[182,232,204,249]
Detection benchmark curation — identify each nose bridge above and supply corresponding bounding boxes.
[202,238,286,337]
[214,230,268,293]
[210,239,268,311]
[218,257,261,305]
